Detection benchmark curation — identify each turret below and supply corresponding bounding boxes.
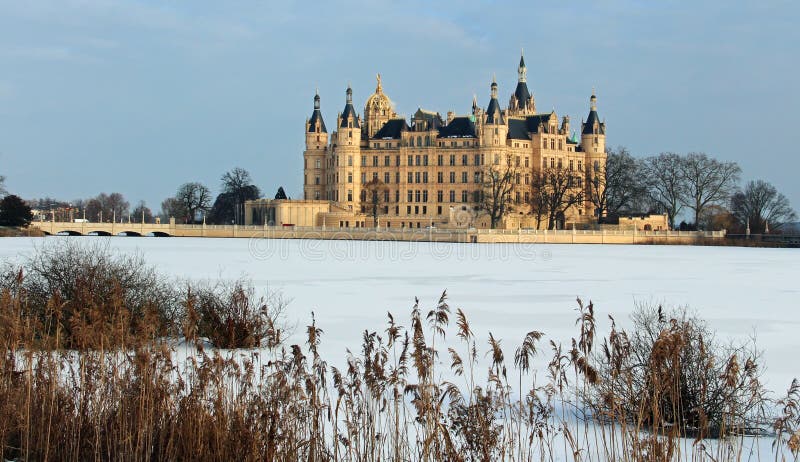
[508,51,535,115]
[580,90,606,155]
[482,76,507,147]
[304,90,328,200]
[333,84,362,210]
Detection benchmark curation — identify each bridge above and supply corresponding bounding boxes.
[30,220,731,245]
[31,220,267,238]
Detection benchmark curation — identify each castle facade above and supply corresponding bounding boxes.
[251,54,607,229]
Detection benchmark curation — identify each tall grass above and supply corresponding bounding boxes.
[0,242,797,461]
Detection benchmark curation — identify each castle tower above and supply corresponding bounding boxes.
[580,91,606,155]
[304,90,328,201]
[334,85,362,209]
[482,76,508,148]
[581,91,607,218]
[363,73,395,139]
[508,52,535,116]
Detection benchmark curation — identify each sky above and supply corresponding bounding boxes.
[0,0,798,213]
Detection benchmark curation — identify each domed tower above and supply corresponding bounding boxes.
[334,85,362,209]
[482,76,507,148]
[508,51,535,116]
[363,73,396,139]
[304,90,328,201]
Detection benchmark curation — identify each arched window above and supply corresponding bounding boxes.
[425,136,430,146]
[416,136,422,147]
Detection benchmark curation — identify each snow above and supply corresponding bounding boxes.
[0,236,798,392]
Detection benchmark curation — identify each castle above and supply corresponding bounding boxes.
[246,54,607,229]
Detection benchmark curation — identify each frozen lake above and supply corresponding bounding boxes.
[0,236,798,391]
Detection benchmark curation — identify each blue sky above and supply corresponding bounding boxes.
[0,0,798,213]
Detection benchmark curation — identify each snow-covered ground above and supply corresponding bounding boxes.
[0,236,797,392]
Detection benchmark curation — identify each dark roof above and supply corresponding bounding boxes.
[512,81,531,109]
[340,103,360,128]
[485,98,504,124]
[308,109,327,133]
[507,114,555,140]
[372,118,409,139]
[412,109,443,130]
[582,110,604,135]
[437,117,476,138]
[508,119,530,140]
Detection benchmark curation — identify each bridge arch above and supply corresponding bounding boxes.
[118,231,142,237]
[88,230,112,236]
[149,231,171,237]
[56,230,83,236]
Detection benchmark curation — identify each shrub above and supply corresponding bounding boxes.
[589,303,768,438]
[0,240,180,349]
[184,279,284,349]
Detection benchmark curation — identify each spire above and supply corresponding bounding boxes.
[340,84,360,128]
[518,49,527,83]
[308,90,327,133]
[472,94,477,111]
[581,88,604,135]
[375,73,382,94]
[486,78,503,124]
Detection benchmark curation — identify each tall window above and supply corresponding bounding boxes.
[384,172,390,183]
[449,190,456,202]
[461,172,468,183]
[449,172,456,183]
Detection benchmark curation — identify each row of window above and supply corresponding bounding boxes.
[370,139,479,149]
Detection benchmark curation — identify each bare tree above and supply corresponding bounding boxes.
[0,174,7,197]
[538,166,584,230]
[731,180,797,233]
[132,201,154,224]
[587,146,646,219]
[528,171,549,229]
[681,152,741,228]
[641,153,688,229]
[176,182,212,223]
[221,167,259,225]
[360,178,389,227]
[83,192,129,222]
[160,197,186,222]
[480,154,516,229]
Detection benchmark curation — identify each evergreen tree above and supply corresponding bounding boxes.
[0,195,33,227]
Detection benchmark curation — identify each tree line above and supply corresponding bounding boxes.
[479,149,796,232]
[8,168,288,226]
